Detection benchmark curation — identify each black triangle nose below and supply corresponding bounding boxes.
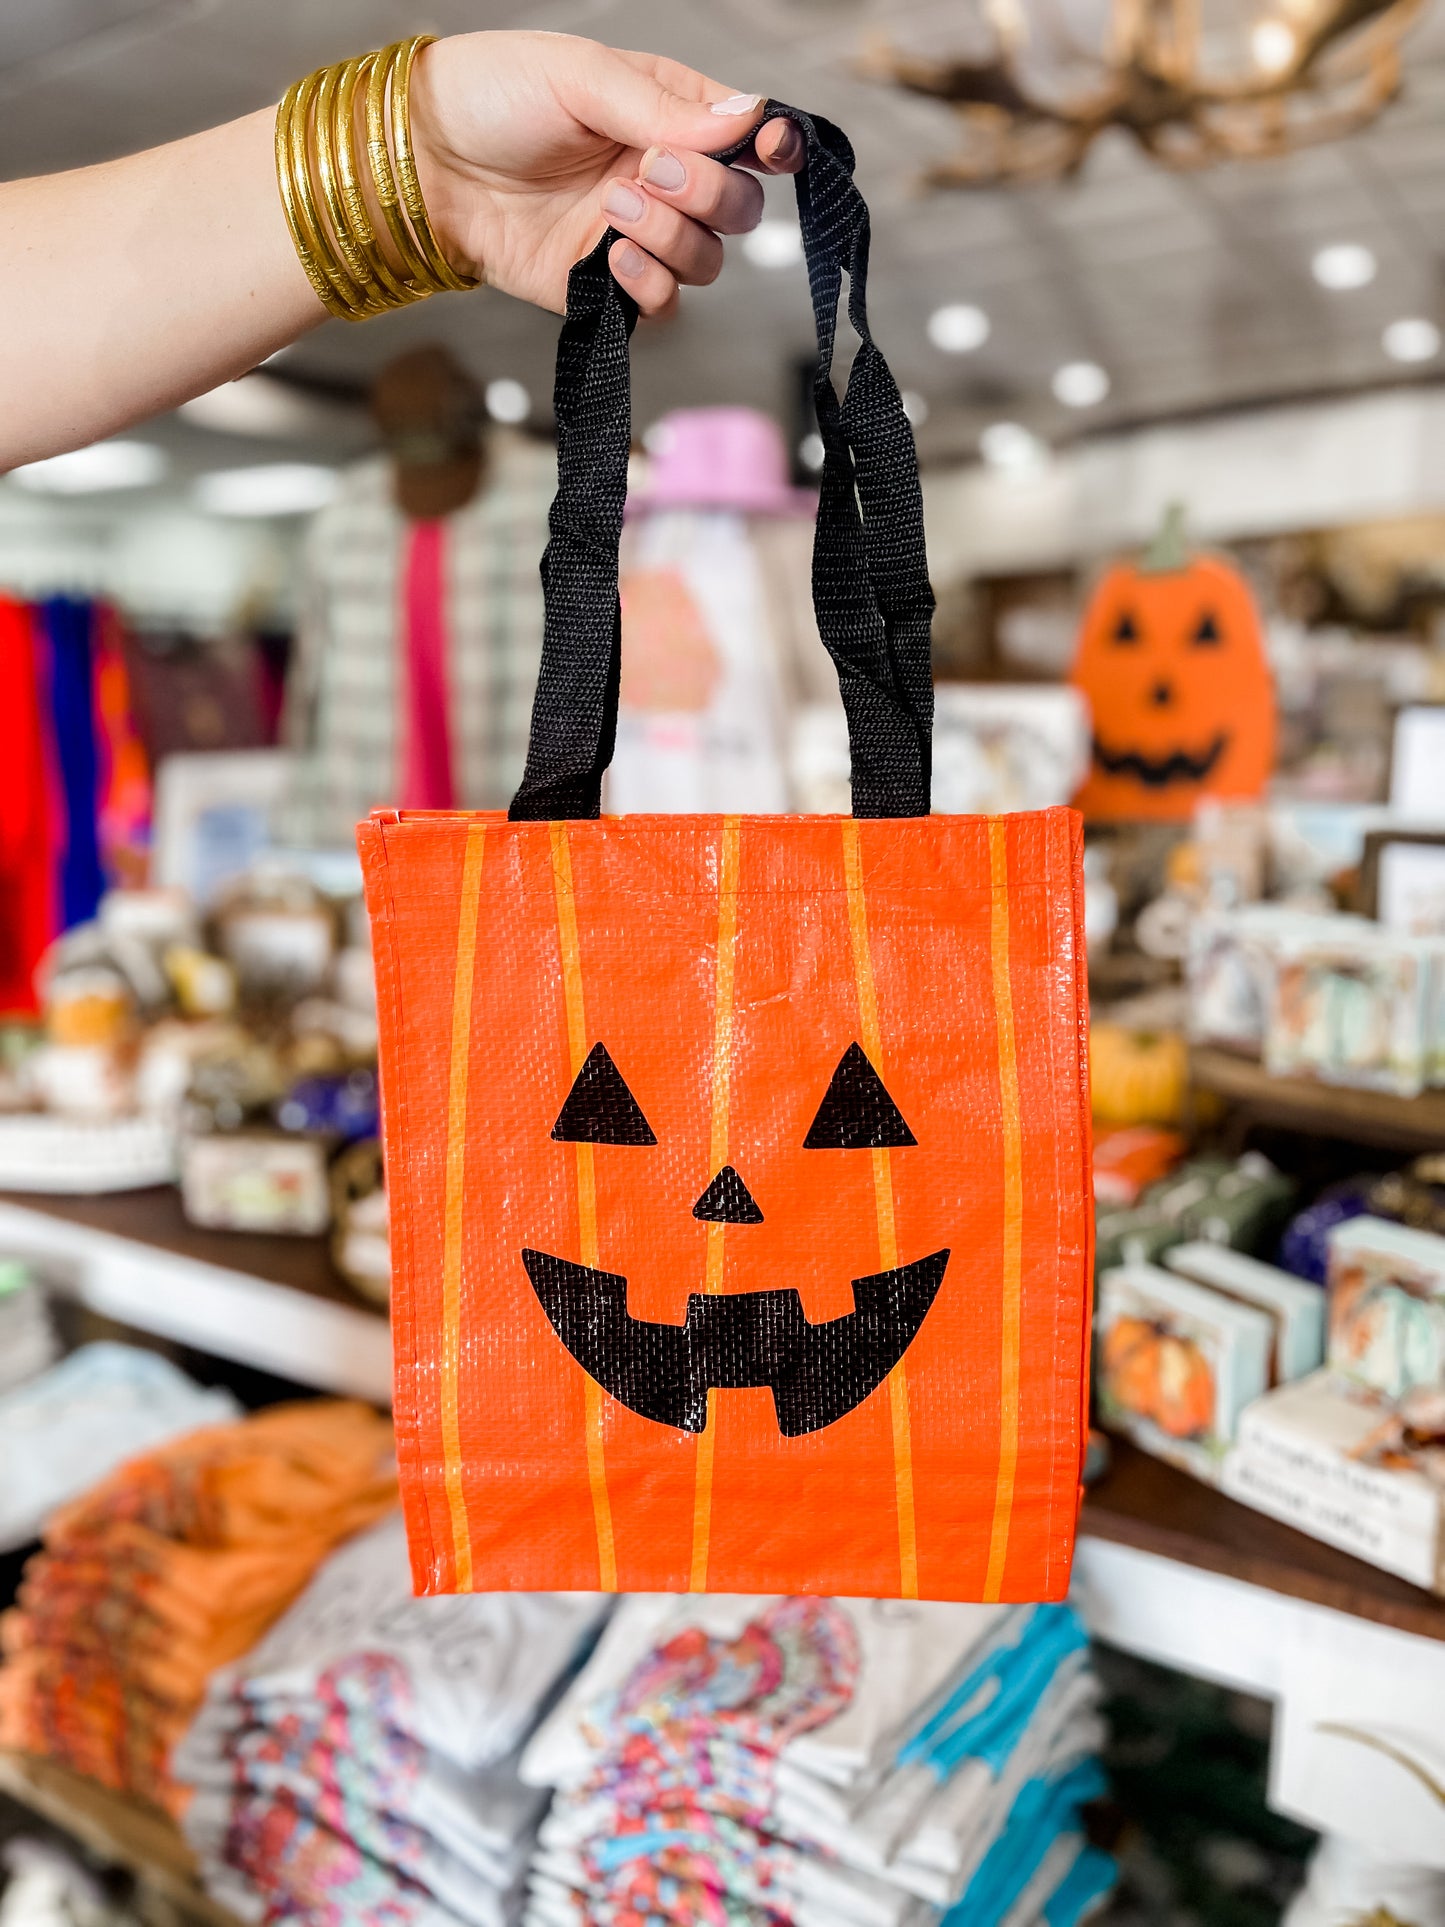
[692,1164,764,1225]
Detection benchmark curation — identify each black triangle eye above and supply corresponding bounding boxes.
[1112,610,1139,644]
[552,1043,656,1145]
[804,1043,916,1150]
[1191,610,1220,646]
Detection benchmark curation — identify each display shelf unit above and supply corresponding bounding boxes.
[1085,1435,1445,1644]
[0,1187,390,1404]
[0,1752,239,1927]
[1190,1045,1445,1153]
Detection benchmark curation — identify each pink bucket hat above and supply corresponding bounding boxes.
[628,407,817,517]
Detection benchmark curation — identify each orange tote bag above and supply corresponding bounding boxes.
[360,104,1093,1602]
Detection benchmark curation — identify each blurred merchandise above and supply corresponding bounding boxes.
[1223,1370,1445,1594]
[0,1114,176,1193]
[176,1513,606,1927]
[330,1137,389,1304]
[1096,1263,1271,1482]
[1278,1179,1377,1285]
[1095,1154,1295,1275]
[930,684,1090,815]
[1163,1243,1326,1385]
[610,409,828,814]
[180,1130,332,1235]
[1326,1215,1445,1399]
[1389,704,1445,820]
[214,871,335,1000]
[1089,1022,1188,1127]
[0,1401,396,1813]
[150,750,292,908]
[521,1593,1112,1925]
[122,629,274,760]
[0,1838,139,1927]
[1092,1126,1188,1206]
[0,1344,237,1553]
[1266,925,1441,1097]
[0,1265,57,1397]
[282,350,554,848]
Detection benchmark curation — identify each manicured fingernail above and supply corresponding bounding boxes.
[613,243,647,279]
[642,147,687,191]
[710,92,761,115]
[603,181,645,223]
[769,121,803,165]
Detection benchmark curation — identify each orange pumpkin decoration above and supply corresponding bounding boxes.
[1069,539,1275,822]
[1101,1316,1215,1439]
[360,808,1094,1603]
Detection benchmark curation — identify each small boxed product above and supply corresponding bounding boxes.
[1092,1126,1187,1206]
[1165,1241,1325,1384]
[1223,1371,1445,1594]
[1096,1263,1273,1483]
[180,1132,331,1236]
[1326,1215,1445,1399]
[1266,925,1437,1097]
[1187,906,1358,1054]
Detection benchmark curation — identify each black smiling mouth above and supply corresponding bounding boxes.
[1092,730,1227,787]
[521,1248,949,1437]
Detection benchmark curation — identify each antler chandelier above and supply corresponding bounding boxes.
[864,0,1422,186]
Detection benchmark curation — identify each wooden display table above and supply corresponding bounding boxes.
[0,1752,240,1926]
[1190,1044,1445,1154]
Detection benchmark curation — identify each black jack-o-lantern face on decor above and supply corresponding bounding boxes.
[1069,552,1277,821]
[523,1040,950,1436]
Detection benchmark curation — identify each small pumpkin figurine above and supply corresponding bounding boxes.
[1090,1023,1188,1128]
[1070,506,1276,821]
[1101,1316,1215,1440]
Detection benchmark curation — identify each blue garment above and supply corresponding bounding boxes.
[39,597,105,928]
[1040,1843,1116,1927]
[943,1756,1109,1927]
[898,1604,1090,1782]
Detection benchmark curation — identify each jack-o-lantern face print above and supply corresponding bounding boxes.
[360,807,1093,1599]
[524,1038,948,1436]
[1069,554,1276,821]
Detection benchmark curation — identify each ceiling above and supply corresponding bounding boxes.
[3,0,1445,474]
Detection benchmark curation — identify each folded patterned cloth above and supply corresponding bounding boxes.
[0,1400,397,1814]
[175,1513,608,1927]
[521,1595,1113,1927]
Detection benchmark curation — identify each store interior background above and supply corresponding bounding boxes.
[8,1,1445,1925]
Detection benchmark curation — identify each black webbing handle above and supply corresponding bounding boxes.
[508,102,935,822]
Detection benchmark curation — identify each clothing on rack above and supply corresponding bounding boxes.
[0,599,57,1014]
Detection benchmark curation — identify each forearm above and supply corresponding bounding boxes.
[0,107,323,467]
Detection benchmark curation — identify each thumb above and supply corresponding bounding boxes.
[572,51,764,157]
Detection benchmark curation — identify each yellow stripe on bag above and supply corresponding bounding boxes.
[690,816,741,1593]
[442,822,486,1590]
[549,822,618,1592]
[841,819,918,1601]
[984,818,1024,1603]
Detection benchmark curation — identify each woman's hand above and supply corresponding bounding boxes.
[408,32,805,318]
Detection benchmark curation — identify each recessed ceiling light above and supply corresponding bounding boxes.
[799,433,825,473]
[1312,242,1377,291]
[195,463,339,518]
[485,378,530,425]
[10,441,167,495]
[927,303,990,353]
[1052,361,1110,408]
[979,422,1046,473]
[1250,18,1297,72]
[742,220,802,269]
[901,391,930,427]
[1383,317,1442,363]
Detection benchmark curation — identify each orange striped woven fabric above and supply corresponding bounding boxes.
[361,806,1092,1601]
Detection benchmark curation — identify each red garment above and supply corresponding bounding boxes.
[0,599,57,1014]
[92,606,152,885]
[397,519,456,810]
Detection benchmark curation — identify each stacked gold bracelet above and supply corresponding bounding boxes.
[276,34,480,322]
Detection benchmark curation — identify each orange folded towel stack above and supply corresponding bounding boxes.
[0,1398,397,1816]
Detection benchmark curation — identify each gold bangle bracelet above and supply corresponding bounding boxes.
[331,54,420,306]
[314,61,401,310]
[275,78,355,321]
[287,69,375,318]
[276,35,481,321]
[389,35,479,294]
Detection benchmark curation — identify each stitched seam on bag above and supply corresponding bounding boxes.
[1070,808,1096,1581]
[365,821,439,1592]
